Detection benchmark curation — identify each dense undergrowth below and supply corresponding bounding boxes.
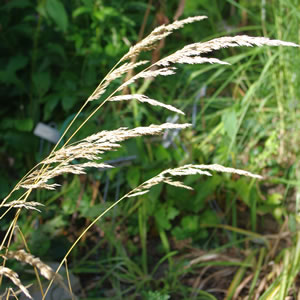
[0,0,300,299]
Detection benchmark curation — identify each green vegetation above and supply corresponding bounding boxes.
[0,0,300,299]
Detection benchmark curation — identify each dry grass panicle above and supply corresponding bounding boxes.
[0,201,43,212]
[19,123,191,191]
[0,266,32,299]
[122,16,208,60]
[110,94,185,115]
[3,250,61,282]
[89,60,149,101]
[126,164,262,199]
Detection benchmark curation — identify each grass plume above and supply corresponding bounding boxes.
[0,14,298,299]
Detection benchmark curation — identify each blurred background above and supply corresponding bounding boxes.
[1,0,300,299]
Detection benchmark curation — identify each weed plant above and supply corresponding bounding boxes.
[0,12,299,300]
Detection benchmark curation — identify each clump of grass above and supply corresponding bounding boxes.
[0,15,298,299]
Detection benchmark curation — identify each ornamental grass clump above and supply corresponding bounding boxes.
[0,15,298,299]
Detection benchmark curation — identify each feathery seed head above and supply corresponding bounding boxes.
[123,16,208,60]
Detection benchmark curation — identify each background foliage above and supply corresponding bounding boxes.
[1,0,300,299]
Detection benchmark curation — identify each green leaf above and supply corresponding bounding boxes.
[62,178,80,214]
[105,43,119,57]
[80,202,113,219]
[7,55,28,72]
[43,94,59,121]
[231,178,251,205]
[222,109,237,139]
[61,95,78,112]
[172,214,213,241]
[45,0,68,32]
[147,184,163,202]
[0,55,28,86]
[43,215,66,233]
[167,206,179,220]
[72,6,91,18]
[144,291,170,300]
[194,176,222,212]
[33,72,51,97]
[30,230,51,257]
[167,185,195,212]
[4,0,32,10]
[181,215,199,232]
[126,167,140,189]
[14,118,34,132]
[200,210,219,225]
[154,145,171,162]
[94,7,119,21]
[267,193,282,205]
[1,118,15,130]
[0,175,11,199]
[155,207,171,230]
[155,205,179,231]
[47,43,66,59]
[3,132,36,152]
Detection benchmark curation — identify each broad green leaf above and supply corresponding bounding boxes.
[105,43,119,57]
[155,207,171,230]
[94,7,119,21]
[30,230,51,257]
[1,118,15,129]
[144,291,170,300]
[127,166,140,189]
[222,109,237,139]
[147,184,163,202]
[43,94,59,121]
[33,72,51,97]
[181,215,199,232]
[155,206,179,231]
[172,215,208,241]
[61,95,78,112]
[46,0,68,32]
[200,210,219,225]
[47,43,66,59]
[167,206,179,220]
[7,55,28,72]
[0,55,28,85]
[43,215,66,233]
[231,178,251,205]
[4,0,32,10]
[80,202,114,219]
[154,145,171,162]
[14,118,34,132]
[0,176,11,199]
[3,132,36,152]
[267,193,282,205]
[194,176,222,212]
[167,185,195,213]
[72,6,91,18]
